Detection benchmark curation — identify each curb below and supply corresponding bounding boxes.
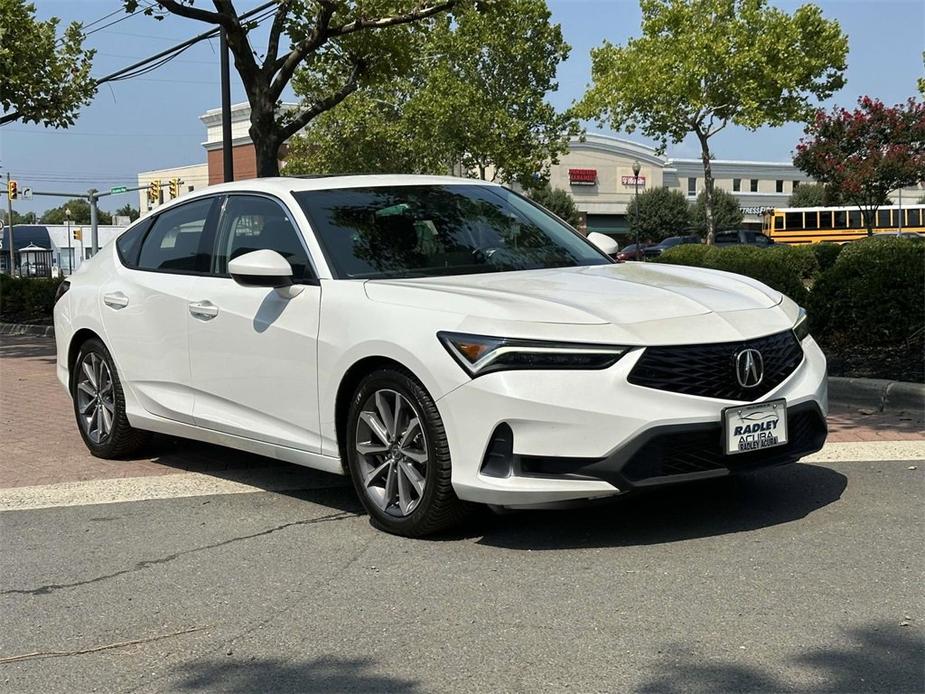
[828,376,924,414]
[0,322,55,338]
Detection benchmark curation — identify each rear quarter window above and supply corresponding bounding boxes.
[116,218,154,268]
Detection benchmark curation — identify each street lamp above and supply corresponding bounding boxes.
[631,160,641,260]
[65,207,72,276]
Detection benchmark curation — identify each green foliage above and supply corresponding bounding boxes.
[625,187,691,241]
[576,0,847,241]
[654,243,811,303]
[788,183,841,208]
[0,0,96,127]
[0,275,64,323]
[288,0,578,186]
[528,185,581,227]
[809,242,843,272]
[0,209,36,225]
[114,204,140,222]
[39,199,112,225]
[808,236,924,346]
[794,97,925,233]
[689,188,742,233]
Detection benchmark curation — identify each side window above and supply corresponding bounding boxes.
[754,233,771,247]
[116,217,154,268]
[138,198,214,273]
[215,195,314,282]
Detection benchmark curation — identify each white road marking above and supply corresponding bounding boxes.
[0,440,921,512]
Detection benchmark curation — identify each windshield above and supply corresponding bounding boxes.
[293,185,611,279]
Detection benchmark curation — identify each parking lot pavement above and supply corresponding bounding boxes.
[1,460,923,693]
[1,334,922,492]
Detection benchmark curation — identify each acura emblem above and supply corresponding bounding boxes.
[735,348,764,388]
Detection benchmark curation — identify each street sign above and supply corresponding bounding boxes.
[110,186,128,194]
[22,187,32,200]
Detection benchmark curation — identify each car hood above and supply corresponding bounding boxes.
[364,263,782,326]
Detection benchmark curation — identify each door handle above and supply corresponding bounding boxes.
[189,300,219,321]
[103,291,129,309]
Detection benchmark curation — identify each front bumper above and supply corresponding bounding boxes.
[437,336,828,507]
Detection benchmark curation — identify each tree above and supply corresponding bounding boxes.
[287,0,577,187]
[114,204,140,222]
[576,0,847,244]
[40,199,112,225]
[690,188,742,233]
[0,209,35,225]
[625,187,691,241]
[0,0,96,126]
[788,182,841,207]
[529,184,581,227]
[919,52,925,98]
[794,97,925,235]
[127,0,461,177]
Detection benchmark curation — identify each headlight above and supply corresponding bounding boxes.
[793,308,810,342]
[437,331,628,377]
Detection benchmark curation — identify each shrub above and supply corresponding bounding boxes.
[689,188,743,234]
[808,242,843,272]
[808,236,924,348]
[0,275,65,324]
[655,244,810,303]
[626,187,692,241]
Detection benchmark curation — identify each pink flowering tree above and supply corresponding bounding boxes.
[794,97,925,235]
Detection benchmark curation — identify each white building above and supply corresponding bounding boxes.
[1,224,128,276]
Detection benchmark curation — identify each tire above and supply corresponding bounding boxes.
[345,368,469,537]
[71,337,149,459]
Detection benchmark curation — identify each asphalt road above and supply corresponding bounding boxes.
[2,460,923,693]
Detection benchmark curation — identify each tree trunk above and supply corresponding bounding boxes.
[248,91,282,178]
[861,207,876,236]
[695,130,716,245]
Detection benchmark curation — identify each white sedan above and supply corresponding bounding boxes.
[53,176,828,536]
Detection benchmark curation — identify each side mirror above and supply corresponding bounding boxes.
[228,249,303,298]
[587,231,619,256]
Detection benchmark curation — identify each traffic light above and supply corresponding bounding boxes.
[73,228,82,242]
[147,179,161,205]
[168,177,181,199]
[7,179,17,201]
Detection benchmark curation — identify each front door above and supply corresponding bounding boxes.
[187,194,322,452]
[100,196,219,424]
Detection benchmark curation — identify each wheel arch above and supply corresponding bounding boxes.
[334,355,420,470]
[67,328,104,390]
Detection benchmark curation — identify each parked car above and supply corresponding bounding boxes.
[54,176,827,536]
[714,230,775,247]
[643,234,702,258]
[615,242,651,262]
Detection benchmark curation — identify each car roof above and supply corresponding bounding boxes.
[195,174,501,197]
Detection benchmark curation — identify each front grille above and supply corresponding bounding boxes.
[620,407,826,485]
[628,330,803,401]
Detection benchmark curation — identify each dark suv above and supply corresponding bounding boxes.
[643,234,702,258]
[714,230,775,247]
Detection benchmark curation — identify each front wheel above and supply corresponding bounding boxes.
[345,368,468,537]
[71,338,149,458]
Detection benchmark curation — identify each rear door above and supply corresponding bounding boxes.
[187,193,323,452]
[100,196,219,424]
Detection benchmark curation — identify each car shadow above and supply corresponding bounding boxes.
[465,463,847,550]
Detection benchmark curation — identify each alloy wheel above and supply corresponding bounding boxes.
[75,352,115,445]
[355,389,428,517]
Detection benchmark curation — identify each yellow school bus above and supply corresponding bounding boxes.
[762,205,925,244]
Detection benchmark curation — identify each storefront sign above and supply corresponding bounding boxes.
[740,206,772,215]
[569,168,598,185]
[621,175,646,187]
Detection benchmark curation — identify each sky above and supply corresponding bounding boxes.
[1,0,923,217]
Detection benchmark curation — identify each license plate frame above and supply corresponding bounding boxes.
[722,399,788,456]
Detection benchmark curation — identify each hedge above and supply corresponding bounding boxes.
[654,244,813,304]
[655,237,924,381]
[0,275,65,324]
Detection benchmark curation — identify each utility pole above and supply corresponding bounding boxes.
[220,27,234,183]
[89,190,99,255]
[5,172,14,276]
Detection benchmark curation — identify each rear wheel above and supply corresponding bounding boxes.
[345,368,468,537]
[72,338,149,458]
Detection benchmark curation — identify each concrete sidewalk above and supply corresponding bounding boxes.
[2,334,922,491]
